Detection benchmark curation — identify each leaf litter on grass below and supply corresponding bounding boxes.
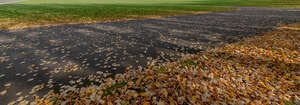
[11,24,300,105]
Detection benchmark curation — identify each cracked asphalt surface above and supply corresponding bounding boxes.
[0,7,300,104]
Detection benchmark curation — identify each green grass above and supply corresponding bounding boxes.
[192,0,300,8]
[0,0,299,29]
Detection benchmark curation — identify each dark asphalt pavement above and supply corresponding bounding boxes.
[0,7,300,104]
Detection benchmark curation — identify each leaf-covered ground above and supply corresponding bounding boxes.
[11,24,300,105]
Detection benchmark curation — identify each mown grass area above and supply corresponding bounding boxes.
[0,0,299,29]
[194,0,300,8]
[0,0,233,29]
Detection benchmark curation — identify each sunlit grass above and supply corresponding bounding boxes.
[196,0,300,8]
[0,0,299,29]
[0,0,233,29]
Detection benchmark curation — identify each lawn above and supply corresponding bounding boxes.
[0,0,232,29]
[192,0,300,8]
[0,0,299,29]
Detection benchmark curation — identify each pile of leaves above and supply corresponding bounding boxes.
[26,25,299,105]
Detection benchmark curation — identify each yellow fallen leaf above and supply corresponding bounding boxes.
[142,101,150,105]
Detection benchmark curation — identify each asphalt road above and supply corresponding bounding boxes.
[0,7,300,104]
